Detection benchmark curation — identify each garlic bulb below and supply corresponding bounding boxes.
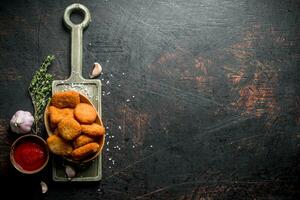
[10,110,34,134]
[89,62,102,78]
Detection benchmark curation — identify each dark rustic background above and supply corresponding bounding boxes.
[0,0,300,199]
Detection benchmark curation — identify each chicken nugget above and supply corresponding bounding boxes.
[49,106,74,125]
[51,91,80,108]
[81,123,105,137]
[74,103,97,124]
[72,142,100,160]
[73,135,94,148]
[47,135,73,156]
[58,117,81,140]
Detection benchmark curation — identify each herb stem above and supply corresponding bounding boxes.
[28,55,55,133]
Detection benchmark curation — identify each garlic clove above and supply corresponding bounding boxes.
[89,62,102,78]
[65,165,76,180]
[40,181,48,194]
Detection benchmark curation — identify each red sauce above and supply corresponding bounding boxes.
[13,141,47,171]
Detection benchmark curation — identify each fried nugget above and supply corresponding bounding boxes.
[47,135,73,156]
[51,91,80,108]
[49,106,74,125]
[74,103,97,124]
[73,135,94,148]
[81,123,105,137]
[58,117,81,140]
[71,142,100,160]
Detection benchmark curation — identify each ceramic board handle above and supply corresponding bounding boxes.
[63,3,91,80]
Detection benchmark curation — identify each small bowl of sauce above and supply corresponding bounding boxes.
[10,134,49,174]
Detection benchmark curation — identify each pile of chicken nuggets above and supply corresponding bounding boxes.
[46,91,105,161]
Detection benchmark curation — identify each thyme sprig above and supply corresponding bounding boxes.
[28,55,55,133]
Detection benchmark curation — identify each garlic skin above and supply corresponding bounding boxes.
[10,110,34,134]
[89,62,102,78]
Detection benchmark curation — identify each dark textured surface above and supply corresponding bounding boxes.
[0,0,300,199]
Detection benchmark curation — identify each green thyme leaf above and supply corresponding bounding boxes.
[28,55,55,133]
